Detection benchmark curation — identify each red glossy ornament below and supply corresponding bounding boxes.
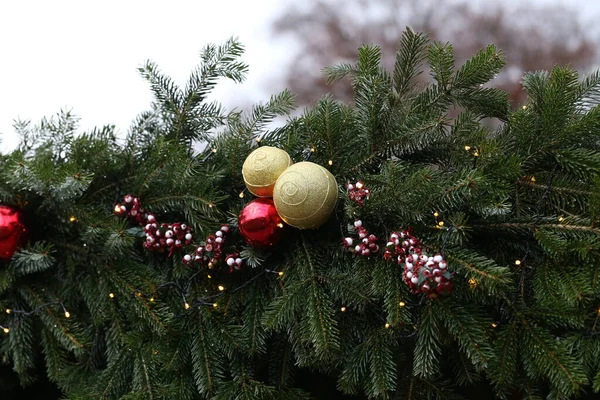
[0,205,27,261]
[238,198,285,248]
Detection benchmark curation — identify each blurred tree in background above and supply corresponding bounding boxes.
[273,0,597,107]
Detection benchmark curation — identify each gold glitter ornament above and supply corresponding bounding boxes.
[242,146,292,197]
[273,162,338,229]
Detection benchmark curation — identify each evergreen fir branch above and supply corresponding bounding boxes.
[575,70,600,111]
[404,377,467,400]
[594,368,600,392]
[413,302,442,378]
[321,270,373,310]
[516,180,592,197]
[6,314,36,383]
[243,90,295,136]
[132,352,155,400]
[533,262,581,308]
[262,280,306,330]
[554,147,600,180]
[323,62,357,85]
[488,320,519,395]
[198,37,248,89]
[17,287,87,355]
[371,260,410,325]
[437,300,492,371]
[102,268,169,336]
[428,41,454,88]
[453,87,510,120]
[445,249,510,295]
[338,340,369,395]
[145,194,218,210]
[139,61,182,117]
[0,268,15,295]
[268,335,295,390]
[523,67,580,136]
[452,347,481,386]
[241,283,268,356]
[521,323,587,397]
[301,237,340,356]
[40,329,67,384]
[525,308,585,330]
[393,28,429,96]
[452,45,505,89]
[473,222,600,234]
[190,310,225,395]
[99,349,132,399]
[10,242,55,276]
[365,330,397,398]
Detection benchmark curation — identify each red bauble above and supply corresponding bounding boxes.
[238,198,285,248]
[0,205,27,261]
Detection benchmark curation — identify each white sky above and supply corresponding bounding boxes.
[0,0,598,153]
[0,0,292,152]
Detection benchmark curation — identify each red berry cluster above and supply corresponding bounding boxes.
[342,220,379,257]
[383,229,421,261]
[384,231,453,298]
[346,181,370,207]
[114,195,243,271]
[225,252,243,273]
[181,225,240,270]
[144,220,194,257]
[114,194,149,225]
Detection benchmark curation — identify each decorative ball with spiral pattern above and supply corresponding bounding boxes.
[273,162,338,229]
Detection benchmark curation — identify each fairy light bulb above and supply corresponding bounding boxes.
[310,147,315,153]
[340,306,346,312]
[399,301,406,307]
[149,297,155,302]
[277,223,284,228]
[464,145,471,151]
[433,212,439,218]
[278,271,284,277]
[64,311,71,318]
[515,260,521,266]
[256,137,261,143]
[212,303,218,308]
[468,278,478,289]
[558,216,564,222]
[207,274,212,279]
[3,327,9,334]
[211,148,217,153]
[328,160,333,166]
[438,221,444,227]
[5,309,10,314]
[384,323,391,329]
[184,302,190,310]
[522,105,527,110]
[114,205,122,213]
[218,285,225,291]
[491,323,498,328]
[109,293,115,299]
[69,216,76,222]
[239,191,245,198]
[473,151,479,157]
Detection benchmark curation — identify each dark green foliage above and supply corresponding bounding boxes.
[1,31,600,400]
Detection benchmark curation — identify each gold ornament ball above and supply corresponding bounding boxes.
[273,162,338,229]
[242,146,292,197]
